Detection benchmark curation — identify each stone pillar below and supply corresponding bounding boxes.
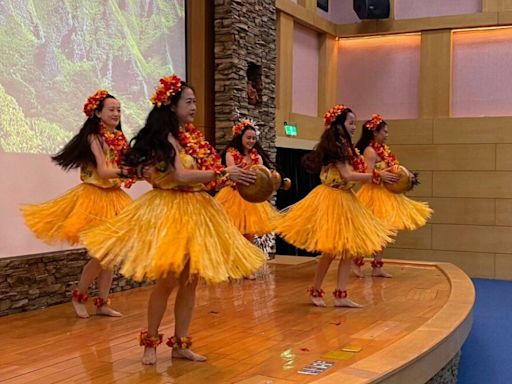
[214,0,277,161]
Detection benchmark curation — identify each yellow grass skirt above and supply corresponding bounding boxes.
[274,184,394,259]
[21,183,132,245]
[357,184,432,231]
[81,189,266,283]
[215,187,277,235]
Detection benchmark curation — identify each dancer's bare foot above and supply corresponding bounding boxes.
[351,263,364,278]
[172,348,207,362]
[372,267,392,278]
[244,274,257,280]
[142,347,157,365]
[96,305,122,317]
[72,300,89,318]
[308,288,325,307]
[311,296,326,307]
[352,258,366,278]
[334,298,363,308]
[140,332,163,365]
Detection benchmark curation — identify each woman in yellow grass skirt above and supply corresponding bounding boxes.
[81,75,265,366]
[274,105,398,308]
[353,114,433,278]
[21,90,136,319]
[216,119,279,278]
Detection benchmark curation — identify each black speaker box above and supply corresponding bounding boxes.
[353,0,390,19]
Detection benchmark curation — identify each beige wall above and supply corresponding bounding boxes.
[276,0,512,279]
[382,117,512,279]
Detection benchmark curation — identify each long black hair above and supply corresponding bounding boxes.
[51,94,120,170]
[355,119,387,154]
[221,125,275,169]
[302,108,356,174]
[123,82,192,169]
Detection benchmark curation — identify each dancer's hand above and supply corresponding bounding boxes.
[380,171,399,184]
[226,165,256,186]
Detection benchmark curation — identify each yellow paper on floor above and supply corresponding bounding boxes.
[341,345,362,353]
[322,351,354,360]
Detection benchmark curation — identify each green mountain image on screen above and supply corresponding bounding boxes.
[0,0,186,154]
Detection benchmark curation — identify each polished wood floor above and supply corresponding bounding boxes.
[0,257,459,384]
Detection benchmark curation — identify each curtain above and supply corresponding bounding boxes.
[275,147,320,256]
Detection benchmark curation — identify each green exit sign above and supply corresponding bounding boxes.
[284,122,297,136]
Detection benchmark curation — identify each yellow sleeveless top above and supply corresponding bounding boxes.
[149,151,205,192]
[373,160,387,172]
[80,143,122,189]
[320,163,356,190]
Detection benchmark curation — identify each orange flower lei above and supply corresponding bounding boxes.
[83,89,109,118]
[150,74,182,107]
[227,147,260,168]
[177,123,229,190]
[324,104,347,127]
[350,148,367,173]
[232,119,256,136]
[371,141,399,168]
[99,122,135,188]
[365,114,384,131]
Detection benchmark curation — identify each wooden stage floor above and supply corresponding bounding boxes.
[0,256,473,384]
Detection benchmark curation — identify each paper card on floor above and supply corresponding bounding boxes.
[298,360,334,375]
[311,360,335,368]
[322,351,355,360]
[341,345,362,353]
[298,368,320,375]
[298,366,324,375]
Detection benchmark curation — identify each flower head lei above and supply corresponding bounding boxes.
[83,89,109,118]
[365,114,384,131]
[231,118,260,137]
[324,104,348,127]
[150,74,182,107]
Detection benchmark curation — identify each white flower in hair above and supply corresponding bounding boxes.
[231,116,263,137]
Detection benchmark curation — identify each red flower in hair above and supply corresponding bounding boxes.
[150,74,182,107]
[324,104,347,127]
[365,114,384,131]
[83,90,109,118]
